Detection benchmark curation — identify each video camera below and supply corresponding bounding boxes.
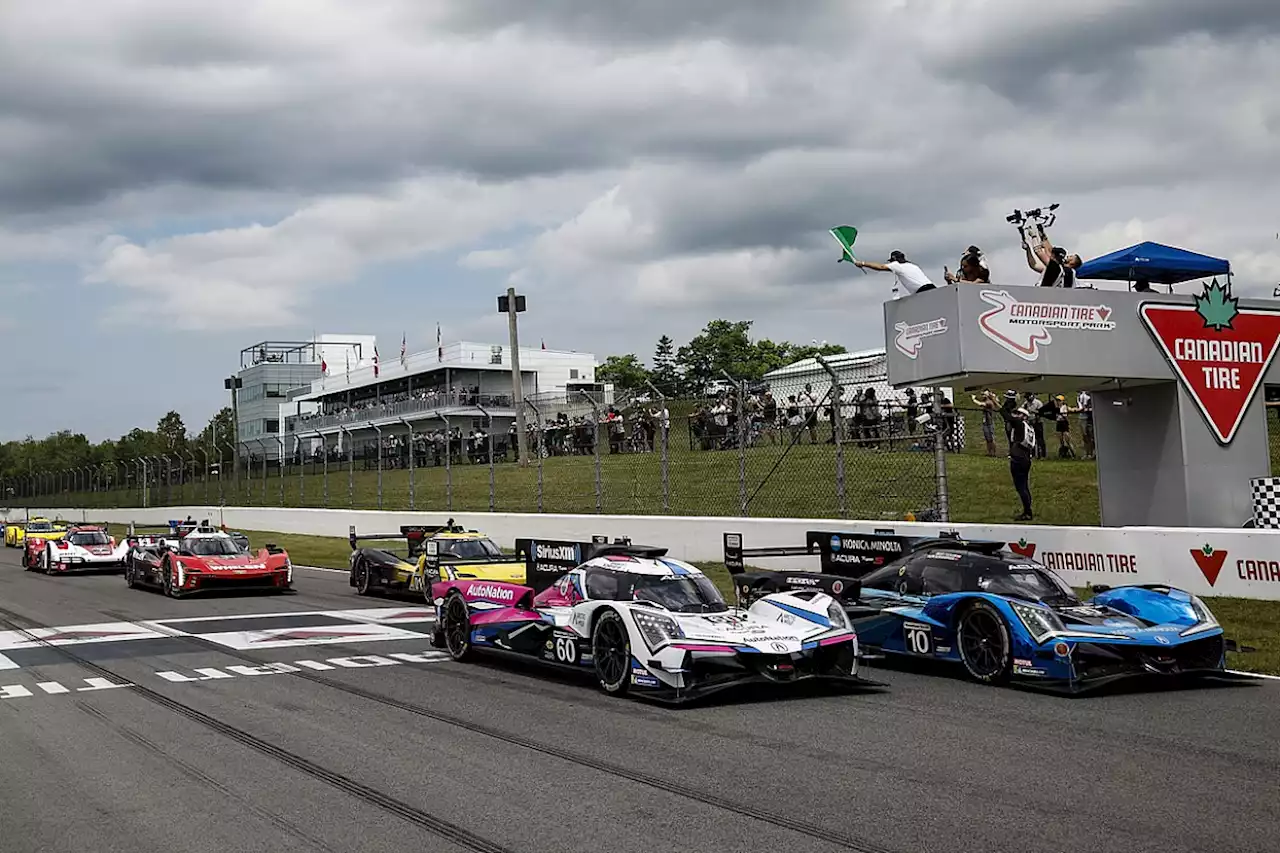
[1007,203,1059,229]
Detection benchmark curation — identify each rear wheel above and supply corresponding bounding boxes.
[591,610,631,695]
[124,558,137,588]
[41,549,52,574]
[441,591,473,661]
[957,601,1012,684]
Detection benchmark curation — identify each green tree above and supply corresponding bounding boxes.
[675,319,766,393]
[597,354,651,392]
[156,411,188,453]
[650,335,682,396]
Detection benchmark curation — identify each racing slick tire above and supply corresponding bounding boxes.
[440,591,474,661]
[590,610,631,696]
[353,558,374,596]
[956,600,1012,685]
[40,548,53,575]
[124,558,137,589]
[162,558,178,598]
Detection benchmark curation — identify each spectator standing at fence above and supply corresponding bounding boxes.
[1007,407,1036,520]
[760,393,778,444]
[905,388,918,435]
[971,390,999,456]
[1051,395,1076,458]
[1077,390,1094,459]
[785,395,803,443]
[798,383,820,444]
[1023,391,1047,458]
[854,250,935,295]
[860,388,882,448]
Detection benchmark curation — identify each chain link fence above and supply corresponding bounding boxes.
[5,381,1166,526]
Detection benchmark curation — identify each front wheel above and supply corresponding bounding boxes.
[41,549,52,574]
[957,601,1012,685]
[162,559,178,598]
[125,560,137,588]
[591,610,631,695]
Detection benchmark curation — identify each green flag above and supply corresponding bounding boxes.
[829,225,868,273]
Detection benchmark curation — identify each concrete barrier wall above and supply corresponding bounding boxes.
[14,506,1280,601]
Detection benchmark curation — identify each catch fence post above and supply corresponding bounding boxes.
[525,400,544,512]
[644,381,670,514]
[816,355,847,518]
[721,371,747,517]
[579,390,603,513]
[932,388,950,522]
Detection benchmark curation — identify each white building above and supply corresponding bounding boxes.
[762,348,950,408]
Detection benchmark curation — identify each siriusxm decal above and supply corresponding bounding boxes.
[536,542,579,562]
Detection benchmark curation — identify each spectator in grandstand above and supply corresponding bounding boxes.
[1007,407,1035,520]
[1077,390,1095,459]
[854,250,935,295]
[970,390,999,456]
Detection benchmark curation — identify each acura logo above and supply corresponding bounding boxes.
[771,642,788,652]
[1155,636,1170,645]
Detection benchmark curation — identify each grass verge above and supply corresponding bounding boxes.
[133,525,1279,677]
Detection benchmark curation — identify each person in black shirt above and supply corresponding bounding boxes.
[1006,407,1035,520]
[1023,223,1081,287]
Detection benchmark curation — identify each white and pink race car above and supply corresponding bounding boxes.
[25,525,130,574]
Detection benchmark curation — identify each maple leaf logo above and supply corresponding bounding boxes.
[1190,543,1227,586]
[1009,538,1036,558]
[1194,279,1239,331]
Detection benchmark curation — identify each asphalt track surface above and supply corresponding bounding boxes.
[0,548,1276,853]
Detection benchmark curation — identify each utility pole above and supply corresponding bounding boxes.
[498,287,530,466]
[225,376,242,487]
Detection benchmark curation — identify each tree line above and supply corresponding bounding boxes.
[596,319,846,396]
[0,407,236,482]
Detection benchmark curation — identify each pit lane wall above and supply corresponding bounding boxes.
[14,506,1280,601]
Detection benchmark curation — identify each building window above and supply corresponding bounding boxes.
[569,369,579,379]
[265,419,280,434]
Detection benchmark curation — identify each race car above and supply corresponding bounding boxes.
[5,517,67,548]
[24,524,129,573]
[428,537,875,703]
[724,530,1228,693]
[348,520,526,597]
[124,525,293,597]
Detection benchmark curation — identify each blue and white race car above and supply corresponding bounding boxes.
[726,532,1227,692]
[429,538,878,703]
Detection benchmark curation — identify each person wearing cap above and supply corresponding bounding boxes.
[855,250,935,295]
[1024,226,1081,287]
[1007,407,1035,521]
[1023,391,1046,458]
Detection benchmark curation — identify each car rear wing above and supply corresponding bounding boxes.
[724,529,1008,579]
[505,535,668,593]
[347,520,467,555]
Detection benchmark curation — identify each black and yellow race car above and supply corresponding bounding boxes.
[348,520,527,597]
[5,516,68,548]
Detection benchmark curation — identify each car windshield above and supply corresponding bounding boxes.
[629,573,727,614]
[69,531,110,546]
[438,538,504,560]
[184,537,245,556]
[26,522,52,532]
[978,565,1077,605]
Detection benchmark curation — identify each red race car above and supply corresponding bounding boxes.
[124,526,294,598]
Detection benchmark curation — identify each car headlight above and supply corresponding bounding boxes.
[631,610,684,649]
[1181,595,1219,636]
[1010,601,1065,644]
[826,600,848,629]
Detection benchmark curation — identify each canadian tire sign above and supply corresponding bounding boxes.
[1140,282,1280,445]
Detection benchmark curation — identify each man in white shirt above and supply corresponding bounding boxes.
[855,250,936,296]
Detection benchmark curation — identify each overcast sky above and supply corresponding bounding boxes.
[2,0,1277,441]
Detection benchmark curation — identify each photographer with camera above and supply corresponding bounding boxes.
[1010,205,1081,287]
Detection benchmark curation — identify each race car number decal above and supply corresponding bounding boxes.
[903,621,932,655]
[554,635,578,664]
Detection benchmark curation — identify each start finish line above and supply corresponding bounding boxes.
[885,283,1280,528]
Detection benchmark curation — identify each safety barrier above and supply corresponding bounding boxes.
[13,505,1280,601]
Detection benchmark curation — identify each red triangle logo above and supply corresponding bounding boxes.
[1190,546,1227,586]
[1139,301,1280,445]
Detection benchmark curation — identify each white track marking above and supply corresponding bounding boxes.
[0,652,18,670]
[1227,669,1280,681]
[297,565,348,574]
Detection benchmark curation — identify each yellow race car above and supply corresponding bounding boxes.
[5,517,68,548]
[348,521,526,597]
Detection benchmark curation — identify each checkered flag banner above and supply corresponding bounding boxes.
[1250,477,1280,529]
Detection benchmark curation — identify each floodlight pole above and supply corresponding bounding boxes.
[500,288,531,466]
[225,376,242,489]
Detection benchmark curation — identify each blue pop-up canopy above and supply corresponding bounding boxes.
[1077,240,1230,286]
